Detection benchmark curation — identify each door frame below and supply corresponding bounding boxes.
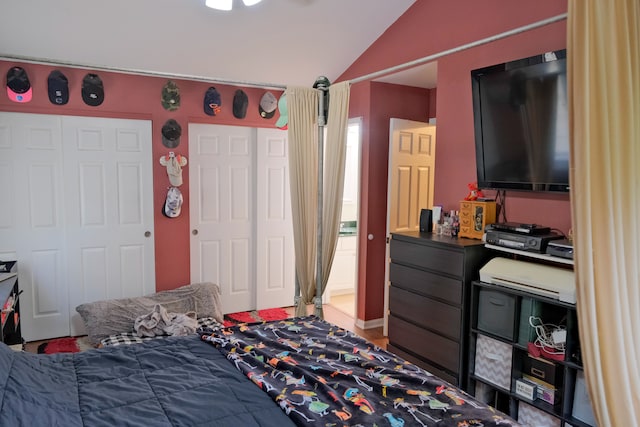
[383,118,436,335]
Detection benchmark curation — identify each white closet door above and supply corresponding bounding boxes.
[189,124,294,314]
[0,113,68,341]
[255,128,294,310]
[189,124,254,313]
[0,112,155,341]
[62,116,155,336]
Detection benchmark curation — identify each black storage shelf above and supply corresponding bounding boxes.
[476,373,563,417]
[468,274,595,426]
[1,268,23,349]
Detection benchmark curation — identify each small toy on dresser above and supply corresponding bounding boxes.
[464,182,485,201]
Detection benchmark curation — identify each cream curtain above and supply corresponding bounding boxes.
[286,87,319,317]
[568,1,640,426]
[317,82,351,318]
[286,82,351,318]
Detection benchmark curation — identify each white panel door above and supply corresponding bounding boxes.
[189,124,254,313]
[0,112,154,341]
[62,116,155,336]
[387,119,436,233]
[384,118,436,335]
[255,128,294,310]
[0,113,68,341]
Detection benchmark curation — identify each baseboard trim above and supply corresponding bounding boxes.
[355,317,383,330]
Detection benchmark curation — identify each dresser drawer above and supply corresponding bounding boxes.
[389,286,461,340]
[388,314,460,374]
[390,239,464,277]
[389,262,462,305]
[387,343,458,385]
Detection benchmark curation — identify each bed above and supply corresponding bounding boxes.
[0,316,519,426]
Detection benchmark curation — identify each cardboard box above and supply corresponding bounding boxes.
[524,374,561,405]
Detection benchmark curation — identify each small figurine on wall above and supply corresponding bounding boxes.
[464,182,485,201]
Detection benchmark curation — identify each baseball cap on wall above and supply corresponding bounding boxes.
[259,91,277,119]
[48,70,69,105]
[203,86,222,116]
[161,119,182,149]
[233,89,248,119]
[82,73,104,106]
[275,94,288,130]
[161,80,180,111]
[162,186,183,218]
[6,66,32,103]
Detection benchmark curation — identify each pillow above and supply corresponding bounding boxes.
[76,282,223,346]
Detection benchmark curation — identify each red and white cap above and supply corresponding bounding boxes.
[6,66,32,103]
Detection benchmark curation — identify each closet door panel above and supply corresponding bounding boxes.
[190,125,294,313]
[63,116,155,336]
[190,124,254,313]
[0,112,69,341]
[255,129,294,310]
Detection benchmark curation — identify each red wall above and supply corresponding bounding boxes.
[0,61,282,291]
[339,0,570,321]
[350,82,431,321]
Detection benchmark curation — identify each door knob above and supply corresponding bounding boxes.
[192,229,198,235]
[144,231,151,237]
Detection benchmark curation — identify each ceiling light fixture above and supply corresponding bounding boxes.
[205,0,263,11]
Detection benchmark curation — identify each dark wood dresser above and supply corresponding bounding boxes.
[388,231,491,388]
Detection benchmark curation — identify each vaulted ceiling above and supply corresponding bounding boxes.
[0,0,437,89]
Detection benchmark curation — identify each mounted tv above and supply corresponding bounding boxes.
[471,49,569,192]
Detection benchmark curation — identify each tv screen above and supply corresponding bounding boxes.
[471,49,569,192]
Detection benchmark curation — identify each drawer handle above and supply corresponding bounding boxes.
[486,352,502,361]
[531,367,545,378]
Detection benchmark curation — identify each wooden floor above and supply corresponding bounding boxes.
[24,303,387,353]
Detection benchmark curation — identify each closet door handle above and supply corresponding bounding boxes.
[192,229,199,236]
[144,231,151,237]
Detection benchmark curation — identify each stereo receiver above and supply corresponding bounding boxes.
[486,230,563,253]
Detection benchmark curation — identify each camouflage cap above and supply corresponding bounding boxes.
[161,80,180,111]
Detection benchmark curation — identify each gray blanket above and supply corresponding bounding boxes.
[134,304,198,337]
[76,282,223,345]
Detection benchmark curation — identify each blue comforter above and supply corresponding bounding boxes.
[0,334,295,426]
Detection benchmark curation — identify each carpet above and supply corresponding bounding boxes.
[37,336,94,354]
[223,307,291,327]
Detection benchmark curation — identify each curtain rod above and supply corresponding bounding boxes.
[1,12,567,90]
[349,13,568,85]
[0,54,288,90]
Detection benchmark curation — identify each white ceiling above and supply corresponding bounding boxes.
[0,0,436,89]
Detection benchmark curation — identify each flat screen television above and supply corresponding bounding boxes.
[470,49,569,192]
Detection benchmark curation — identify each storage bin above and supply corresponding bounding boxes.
[474,334,512,390]
[523,355,563,389]
[477,288,516,340]
[572,371,596,426]
[518,401,561,427]
[518,297,542,346]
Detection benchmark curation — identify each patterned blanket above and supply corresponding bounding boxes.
[201,316,520,427]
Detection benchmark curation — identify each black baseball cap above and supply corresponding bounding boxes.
[162,119,182,148]
[48,70,69,105]
[82,73,104,106]
[233,89,248,119]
